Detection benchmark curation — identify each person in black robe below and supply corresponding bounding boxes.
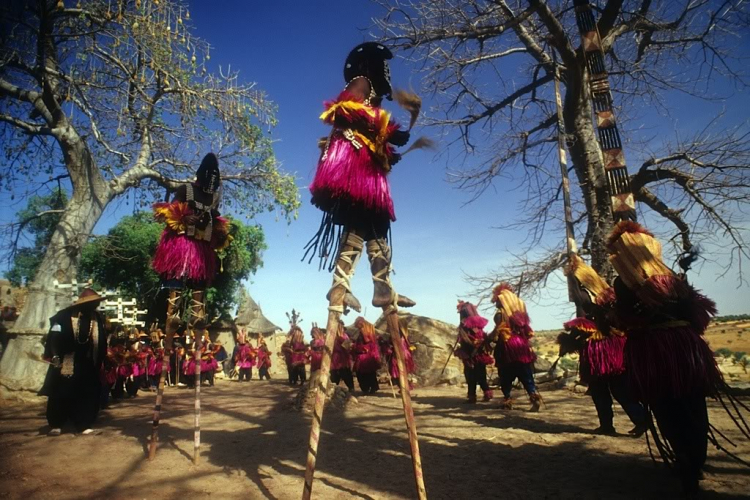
[39,288,107,435]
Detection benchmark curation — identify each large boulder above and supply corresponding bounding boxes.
[375,312,462,386]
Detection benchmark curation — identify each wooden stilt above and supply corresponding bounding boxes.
[384,308,427,500]
[302,232,362,500]
[302,303,343,500]
[191,290,205,466]
[193,330,202,465]
[148,290,180,460]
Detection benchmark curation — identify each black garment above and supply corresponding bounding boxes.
[588,374,646,429]
[40,309,107,431]
[258,366,271,380]
[202,369,214,386]
[126,375,143,397]
[464,363,489,398]
[286,362,294,384]
[357,371,380,394]
[651,395,709,494]
[499,362,536,399]
[238,367,252,381]
[46,390,99,431]
[111,376,126,400]
[331,367,355,391]
[291,365,307,385]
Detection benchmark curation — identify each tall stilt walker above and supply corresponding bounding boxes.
[148,153,230,462]
[302,42,426,499]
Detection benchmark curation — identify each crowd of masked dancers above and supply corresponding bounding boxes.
[274,317,415,392]
[101,327,230,404]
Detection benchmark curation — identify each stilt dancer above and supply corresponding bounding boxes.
[301,42,426,499]
[148,153,231,461]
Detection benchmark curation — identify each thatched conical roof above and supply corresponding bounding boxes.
[235,293,280,334]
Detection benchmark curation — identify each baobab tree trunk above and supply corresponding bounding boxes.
[0,131,110,394]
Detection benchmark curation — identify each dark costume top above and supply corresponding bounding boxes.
[39,309,107,398]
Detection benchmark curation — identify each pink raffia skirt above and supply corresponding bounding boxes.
[499,334,536,365]
[355,349,381,374]
[201,358,218,372]
[310,352,323,372]
[583,335,626,379]
[152,230,217,284]
[389,339,416,379]
[183,359,196,376]
[625,325,724,404]
[309,137,396,221]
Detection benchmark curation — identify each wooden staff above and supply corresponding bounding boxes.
[384,308,427,500]
[438,337,460,379]
[551,48,580,309]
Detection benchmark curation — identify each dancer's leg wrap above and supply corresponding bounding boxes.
[327,231,364,313]
[367,239,416,308]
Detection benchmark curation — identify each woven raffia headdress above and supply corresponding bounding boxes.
[606,221,678,306]
[491,283,526,318]
[565,254,614,305]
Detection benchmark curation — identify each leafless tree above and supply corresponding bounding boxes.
[0,0,299,335]
[374,0,750,299]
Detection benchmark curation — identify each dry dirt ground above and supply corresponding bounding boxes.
[0,380,748,500]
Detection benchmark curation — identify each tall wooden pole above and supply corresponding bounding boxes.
[573,0,637,223]
[383,308,427,500]
[551,49,581,312]
[148,289,179,460]
[192,329,202,465]
[302,297,344,499]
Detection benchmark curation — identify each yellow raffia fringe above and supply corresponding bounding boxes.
[320,100,393,169]
[154,202,188,234]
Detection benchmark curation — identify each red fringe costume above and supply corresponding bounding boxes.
[558,317,645,434]
[492,285,535,366]
[152,199,231,286]
[256,343,272,380]
[330,329,355,391]
[607,221,735,494]
[382,336,416,381]
[456,301,493,403]
[309,336,325,373]
[290,330,308,385]
[234,343,256,382]
[561,318,625,383]
[352,317,382,394]
[490,285,541,409]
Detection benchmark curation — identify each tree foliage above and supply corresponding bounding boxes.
[5,187,67,286]
[0,0,298,332]
[80,211,266,321]
[375,0,750,297]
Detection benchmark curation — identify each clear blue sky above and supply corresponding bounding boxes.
[3,1,748,332]
[175,0,749,331]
